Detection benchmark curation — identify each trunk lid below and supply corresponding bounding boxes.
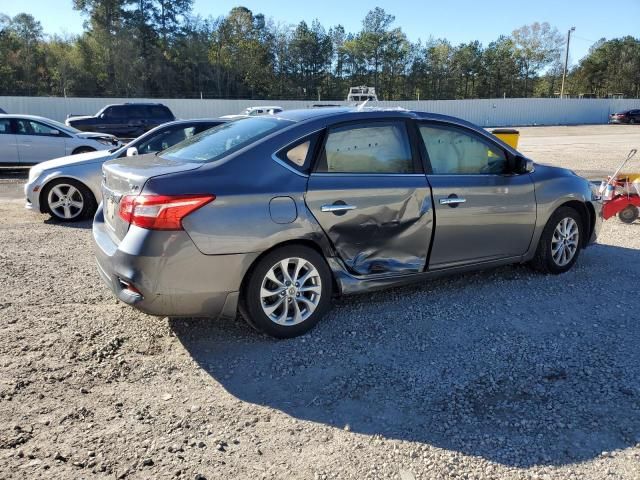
[101,153,202,242]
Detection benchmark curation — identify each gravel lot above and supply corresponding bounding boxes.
[1,125,640,479]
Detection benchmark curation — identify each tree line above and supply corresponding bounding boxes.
[1,2,639,100]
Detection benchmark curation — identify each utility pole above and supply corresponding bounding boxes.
[560,27,575,99]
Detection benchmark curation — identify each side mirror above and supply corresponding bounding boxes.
[514,154,534,174]
[126,147,138,157]
[50,129,60,135]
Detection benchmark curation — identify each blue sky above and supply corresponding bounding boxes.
[3,0,639,64]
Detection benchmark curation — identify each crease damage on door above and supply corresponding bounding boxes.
[327,195,432,276]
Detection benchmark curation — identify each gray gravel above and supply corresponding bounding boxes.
[1,125,640,479]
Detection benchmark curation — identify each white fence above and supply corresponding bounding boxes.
[2,96,640,127]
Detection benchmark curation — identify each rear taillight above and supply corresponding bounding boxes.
[118,194,215,230]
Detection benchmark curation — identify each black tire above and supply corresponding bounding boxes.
[239,245,333,338]
[529,206,584,274]
[41,179,97,222]
[618,205,639,224]
[72,146,96,155]
[630,118,637,125]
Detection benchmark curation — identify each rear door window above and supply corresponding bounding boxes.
[126,105,146,118]
[0,119,12,134]
[315,122,416,174]
[148,105,172,119]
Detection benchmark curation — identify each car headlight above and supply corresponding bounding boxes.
[96,137,116,146]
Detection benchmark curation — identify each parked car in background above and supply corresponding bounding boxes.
[0,114,119,166]
[221,106,283,120]
[609,109,640,124]
[26,118,225,222]
[65,103,175,138]
[94,108,601,339]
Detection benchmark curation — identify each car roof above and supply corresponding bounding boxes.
[272,107,517,153]
[109,102,169,106]
[157,118,226,126]
[246,106,283,110]
[274,107,477,127]
[0,114,59,122]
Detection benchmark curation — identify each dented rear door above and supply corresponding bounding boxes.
[305,120,433,276]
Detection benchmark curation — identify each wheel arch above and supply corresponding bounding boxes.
[39,176,97,214]
[239,239,339,299]
[557,199,594,248]
[71,145,97,155]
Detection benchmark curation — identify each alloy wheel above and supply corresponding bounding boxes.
[47,184,84,220]
[260,257,322,326]
[551,217,579,267]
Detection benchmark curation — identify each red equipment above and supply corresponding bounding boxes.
[599,149,640,224]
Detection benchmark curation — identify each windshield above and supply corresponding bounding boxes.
[160,117,291,163]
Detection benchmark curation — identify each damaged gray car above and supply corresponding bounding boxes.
[94,108,602,338]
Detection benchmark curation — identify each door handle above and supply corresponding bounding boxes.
[439,196,467,206]
[321,203,357,213]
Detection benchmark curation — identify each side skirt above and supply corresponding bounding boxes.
[328,256,525,296]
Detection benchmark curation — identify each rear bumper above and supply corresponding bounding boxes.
[93,205,258,319]
[608,118,628,124]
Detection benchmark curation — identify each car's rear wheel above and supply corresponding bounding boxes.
[72,146,96,155]
[530,206,583,274]
[618,205,639,224]
[42,179,97,222]
[240,245,333,338]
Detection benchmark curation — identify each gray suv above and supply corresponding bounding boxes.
[94,108,602,338]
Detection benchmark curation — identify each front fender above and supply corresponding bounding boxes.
[526,165,597,259]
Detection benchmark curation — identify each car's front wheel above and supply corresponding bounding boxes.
[530,206,583,274]
[240,245,333,338]
[42,179,97,222]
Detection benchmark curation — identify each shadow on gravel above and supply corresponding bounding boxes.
[43,218,93,229]
[171,243,640,468]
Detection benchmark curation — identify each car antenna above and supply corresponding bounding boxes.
[356,99,369,112]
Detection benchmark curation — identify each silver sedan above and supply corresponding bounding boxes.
[25,119,225,221]
[0,114,119,165]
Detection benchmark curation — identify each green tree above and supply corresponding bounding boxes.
[73,0,128,93]
[511,22,563,97]
[481,36,519,98]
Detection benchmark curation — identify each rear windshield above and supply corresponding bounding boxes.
[160,117,291,163]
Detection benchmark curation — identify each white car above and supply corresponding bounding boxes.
[25,119,225,221]
[220,106,283,120]
[0,114,119,165]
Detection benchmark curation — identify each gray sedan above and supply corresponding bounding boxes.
[94,108,602,338]
[25,119,225,221]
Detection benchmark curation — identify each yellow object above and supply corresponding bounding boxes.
[491,128,520,149]
[615,173,640,183]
